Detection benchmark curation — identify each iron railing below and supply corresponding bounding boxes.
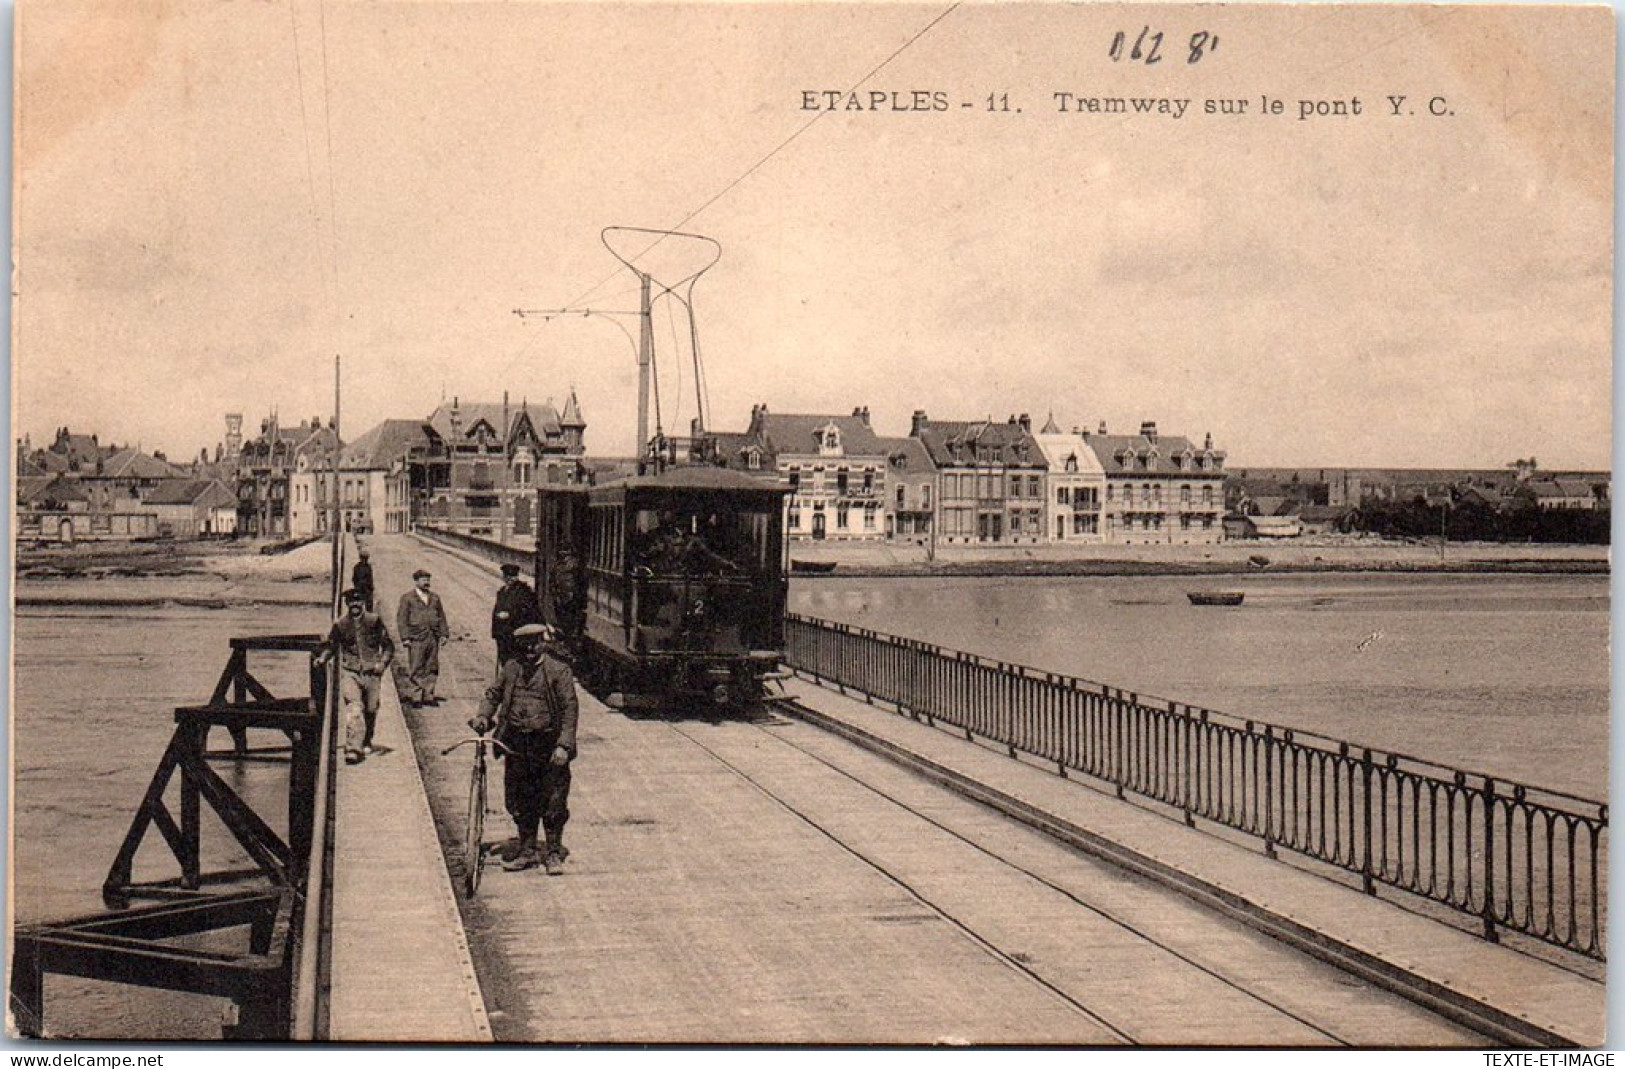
[784,613,1607,959]
[415,524,532,571]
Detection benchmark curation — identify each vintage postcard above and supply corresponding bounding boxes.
[9,0,1612,1050]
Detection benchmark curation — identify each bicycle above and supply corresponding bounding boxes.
[441,733,513,895]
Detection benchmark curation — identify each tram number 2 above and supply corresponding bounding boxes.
[1108,27,1218,65]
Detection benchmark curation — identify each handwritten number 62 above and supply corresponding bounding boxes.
[1109,28,1218,65]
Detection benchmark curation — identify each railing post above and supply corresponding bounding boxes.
[1262,725,1276,858]
[1115,692,1130,800]
[1181,705,1195,827]
[1482,776,1499,943]
[1361,748,1375,895]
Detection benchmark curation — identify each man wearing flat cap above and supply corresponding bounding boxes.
[323,588,395,764]
[491,561,542,672]
[471,622,579,874]
[396,568,450,707]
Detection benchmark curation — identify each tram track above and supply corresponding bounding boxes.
[669,716,1410,1047]
[399,533,1509,1045]
[668,720,1141,1043]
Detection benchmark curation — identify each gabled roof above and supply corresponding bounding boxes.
[913,418,1042,468]
[1032,432,1105,476]
[342,420,435,469]
[18,474,90,504]
[1087,433,1221,475]
[50,432,105,464]
[752,412,888,459]
[17,454,47,478]
[1526,479,1596,499]
[96,448,189,480]
[144,479,235,507]
[31,451,74,474]
[427,400,564,444]
[874,436,937,476]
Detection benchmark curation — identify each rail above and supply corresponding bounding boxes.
[783,613,1607,960]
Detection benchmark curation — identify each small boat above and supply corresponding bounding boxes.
[790,559,838,574]
[1187,591,1245,606]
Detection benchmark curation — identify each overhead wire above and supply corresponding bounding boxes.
[286,0,330,319]
[562,1,962,311]
[317,0,342,340]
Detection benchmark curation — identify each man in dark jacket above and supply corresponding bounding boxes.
[471,623,579,874]
[396,569,450,706]
[491,562,542,671]
[350,549,375,611]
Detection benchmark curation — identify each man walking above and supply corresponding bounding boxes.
[491,562,542,671]
[396,569,450,707]
[471,623,579,875]
[351,548,375,611]
[323,588,395,764]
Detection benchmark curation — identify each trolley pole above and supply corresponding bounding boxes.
[637,272,653,466]
[332,355,341,580]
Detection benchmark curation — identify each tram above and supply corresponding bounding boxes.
[534,461,790,710]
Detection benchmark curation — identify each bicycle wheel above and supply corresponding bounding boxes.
[463,757,486,896]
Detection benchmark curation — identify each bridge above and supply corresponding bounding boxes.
[12,531,1605,1045]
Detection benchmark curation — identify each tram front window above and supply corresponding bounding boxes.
[633,506,770,576]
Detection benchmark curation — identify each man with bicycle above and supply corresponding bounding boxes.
[470,623,579,874]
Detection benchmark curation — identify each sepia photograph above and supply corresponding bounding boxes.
[7,0,1612,1048]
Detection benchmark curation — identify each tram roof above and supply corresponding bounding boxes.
[598,465,790,494]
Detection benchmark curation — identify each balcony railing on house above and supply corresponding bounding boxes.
[784,613,1607,960]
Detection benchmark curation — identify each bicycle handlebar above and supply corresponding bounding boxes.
[440,735,515,757]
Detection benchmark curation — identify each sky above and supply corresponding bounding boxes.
[12,1,1614,469]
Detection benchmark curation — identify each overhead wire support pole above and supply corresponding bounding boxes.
[598,227,722,459]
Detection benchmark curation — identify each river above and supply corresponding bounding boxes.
[789,572,1609,799]
[12,601,323,1039]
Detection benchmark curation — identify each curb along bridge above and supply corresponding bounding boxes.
[11,530,1606,1045]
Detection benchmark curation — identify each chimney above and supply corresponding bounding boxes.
[1204,432,1213,451]
[1098,421,1107,436]
[1018,413,1031,433]
[503,391,511,438]
[1140,420,1158,442]
[911,410,928,436]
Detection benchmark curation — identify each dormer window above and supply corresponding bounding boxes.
[817,422,842,457]
[1065,454,1078,473]
[745,447,762,471]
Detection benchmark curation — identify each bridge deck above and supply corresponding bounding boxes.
[326,533,1599,1045]
[328,618,491,1041]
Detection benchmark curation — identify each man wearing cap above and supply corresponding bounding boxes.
[396,569,450,707]
[350,549,375,611]
[491,562,542,671]
[471,623,579,874]
[322,588,396,764]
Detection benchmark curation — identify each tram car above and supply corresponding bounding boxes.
[534,466,790,710]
